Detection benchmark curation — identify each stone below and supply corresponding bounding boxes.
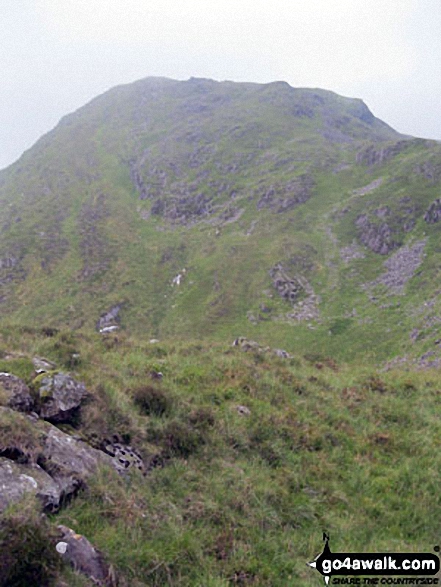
[99,325,119,334]
[57,525,116,586]
[0,372,34,412]
[232,337,267,352]
[40,424,116,485]
[150,370,163,380]
[0,457,61,512]
[32,356,57,375]
[96,304,122,332]
[363,240,426,296]
[37,373,87,423]
[101,440,145,474]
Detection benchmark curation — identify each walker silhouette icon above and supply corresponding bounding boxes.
[307,532,332,585]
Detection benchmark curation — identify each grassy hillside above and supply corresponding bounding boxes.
[1,327,441,585]
[0,77,440,366]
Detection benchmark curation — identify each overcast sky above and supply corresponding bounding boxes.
[1,0,440,170]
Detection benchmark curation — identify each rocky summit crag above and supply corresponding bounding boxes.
[0,77,441,364]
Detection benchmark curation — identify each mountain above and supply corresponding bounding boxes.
[1,76,441,364]
[2,77,441,586]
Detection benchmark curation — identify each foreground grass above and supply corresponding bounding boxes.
[1,326,440,585]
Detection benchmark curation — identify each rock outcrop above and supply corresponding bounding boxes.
[0,457,61,512]
[0,372,34,412]
[269,264,320,321]
[355,214,399,255]
[256,174,314,213]
[36,373,87,423]
[0,381,146,514]
[356,140,413,166]
[0,406,120,512]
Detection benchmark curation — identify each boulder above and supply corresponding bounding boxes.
[37,373,87,423]
[57,525,116,586]
[40,424,116,488]
[0,457,61,512]
[0,372,34,412]
[0,406,120,509]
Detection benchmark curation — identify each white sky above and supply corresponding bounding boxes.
[1,0,440,169]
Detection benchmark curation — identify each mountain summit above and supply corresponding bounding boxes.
[0,77,440,363]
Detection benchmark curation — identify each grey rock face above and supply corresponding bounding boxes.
[39,425,116,497]
[0,457,61,512]
[57,525,116,586]
[0,406,121,511]
[356,140,412,166]
[256,174,314,213]
[355,214,398,255]
[0,372,34,412]
[37,373,87,423]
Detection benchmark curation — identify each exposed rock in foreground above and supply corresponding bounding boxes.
[36,373,88,423]
[0,457,61,512]
[0,372,34,412]
[57,525,117,586]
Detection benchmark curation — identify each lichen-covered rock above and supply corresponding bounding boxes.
[40,424,115,484]
[0,406,125,511]
[0,457,61,512]
[57,525,116,586]
[101,440,145,474]
[36,373,87,423]
[0,372,34,412]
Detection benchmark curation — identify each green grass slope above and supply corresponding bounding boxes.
[0,77,440,364]
[1,327,441,585]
